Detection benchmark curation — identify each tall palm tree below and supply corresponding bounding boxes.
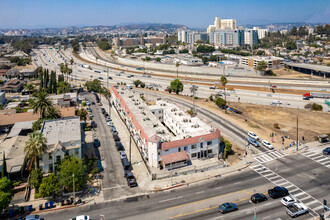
[32,92,52,119]
[175,62,180,78]
[220,76,228,113]
[25,131,47,170]
[190,85,198,116]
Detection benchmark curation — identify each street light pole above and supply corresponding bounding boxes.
[170,159,173,186]
[72,173,75,204]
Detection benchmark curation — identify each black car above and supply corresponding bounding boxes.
[113,134,120,141]
[268,186,289,199]
[323,147,330,155]
[251,193,268,203]
[101,108,106,114]
[125,172,137,187]
[302,97,310,100]
[115,141,124,151]
[91,101,95,105]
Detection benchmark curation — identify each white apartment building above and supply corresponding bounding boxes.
[178,30,209,44]
[111,87,220,170]
[240,56,284,70]
[253,27,269,39]
[207,17,237,33]
[244,29,259,45]
[39,117,82,173]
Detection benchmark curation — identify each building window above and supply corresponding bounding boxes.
[56,155,61,163]
[48,153,52,160]
[200,143,204,149]
[208,149,213,154]
[191,144,196,149]
[75,148,79,156]
[192,153,197,158]
[184,146,187,151]
[207,141,212,146]
[49,164,53,173]
[178,147,181,152]
[165,149,169,152]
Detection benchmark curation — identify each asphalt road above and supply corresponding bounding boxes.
[81,92,142,199]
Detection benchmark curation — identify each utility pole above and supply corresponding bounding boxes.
[170,159,173,186]
[72,173,75,204]
[296,108,299,151]
[129,133,132,164]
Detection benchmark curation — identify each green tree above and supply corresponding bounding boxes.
[44,107,62,119]
[155,57,161,62]
[215,97,226,107]
[0,177,12,212]
[24,83,35,95]
[166,86,172,93]
[291,26,298,36]
[170,79,184,95]
[220,76,228,113]
[256,61,268,71]
[144,56,151,61]
[29,169,43,191]
[39,173,60,197]
[97,38,111,51]
[1,153,7,178]
[57,81,70,94]
[32,92,52,119]
[24,131,47,169]
[77,108,88,123]
[223,140,232,160]
[85,79,102,92]
[59,157,86,192]
[286,41,297,50]
[133,80,142,87]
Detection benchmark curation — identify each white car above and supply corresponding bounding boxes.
[119,151,127,159]
[107,121,113,126]
[281,196,297,206]
[262,140,274,150]
[272,100,282,104]
[286,203,308,218]
[70,215,90,220]
[248,131,259,141]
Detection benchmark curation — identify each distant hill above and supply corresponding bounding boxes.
[242,22,326,31]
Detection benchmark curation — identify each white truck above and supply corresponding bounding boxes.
[286,203,309,218]
[82,64,90,69]
[311,92,330,99]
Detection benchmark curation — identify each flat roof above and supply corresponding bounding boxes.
[41,117,81,145]
[0,136,27,173]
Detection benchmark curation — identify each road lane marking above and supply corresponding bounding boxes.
[159,196,183,203]
[166,189,250,210]
[196,191,204,194]
[214,186,223,189]
[170,206,218,219]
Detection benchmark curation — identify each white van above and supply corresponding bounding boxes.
[126,85,132,89]
[272,100,282,104]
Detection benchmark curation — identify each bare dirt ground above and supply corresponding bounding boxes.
[273,68,325,79]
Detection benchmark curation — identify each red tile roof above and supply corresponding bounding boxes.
[161,129,220,150]
[162,151,188,165]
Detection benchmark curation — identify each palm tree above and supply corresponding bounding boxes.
[32,92,52,119]
[70,59,74,81]
[45,107,62,119]
[190,85,198,116]
[220,76,228,113]
[24,83,35,95]
[25,131,47,170]
[175,62,180,78]
[77,108,88,123]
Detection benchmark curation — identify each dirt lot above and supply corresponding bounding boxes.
[273,68,325,79]
[148,90,330,151]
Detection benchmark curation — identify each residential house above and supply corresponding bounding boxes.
[0,79,24,93]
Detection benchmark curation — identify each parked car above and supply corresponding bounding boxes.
[107,121,113,126]
[101,108,106,114]
[248,137,260,147]
[115,141,124,151]
[272,100,282,105]
[108,77,113,80]
[248,131,259,140]
[91,121,97,128]
[323,147,330,155]
[106,116,111,121]
[25,215,43,220]
[281,196,297,206]
[98,77,103,80]
[286,203,309,218]
[70,215,90,220]
[262,140,274,150]
[218,202,238,214]
[87,108,92,112]
[268,186,289,199]
[113,134,120,141]
[251,193,267,203]
[93,139,100,147]
[209,86,216,89]
[119,151,127,159]
[302,97,310,100]
[125,172,138,187]
[91,101,95,105]
[121,157,131,171]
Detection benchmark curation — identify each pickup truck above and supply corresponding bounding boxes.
[286,203,309,218]
[268,186,288,198]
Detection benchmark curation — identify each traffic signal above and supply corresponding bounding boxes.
[324,199,327,206]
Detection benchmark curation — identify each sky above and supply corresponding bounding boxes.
[0,0,329,29]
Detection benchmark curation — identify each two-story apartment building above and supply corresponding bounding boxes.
[39,117,82,173]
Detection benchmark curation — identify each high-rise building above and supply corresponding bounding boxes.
[209,29,244,47]
[207,17,237,33]
[178,30,209,44]
[253,27,269,39]
[244,29,259,45]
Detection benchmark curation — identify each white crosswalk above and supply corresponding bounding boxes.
[250,164,323,216]
[301,151,330,168]
[253,149,287,163]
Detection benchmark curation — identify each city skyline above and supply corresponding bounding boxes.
[0,0,329,29]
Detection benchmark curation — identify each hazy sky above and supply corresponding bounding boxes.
[1,0,329,29]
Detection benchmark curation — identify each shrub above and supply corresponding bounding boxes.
[194,96,198,99]
[209,95,213,102]
[304,103,312,109]
[215,98,226,108]
[81,101,86,107]
[223,140,232,160]
[91,168,99,176]
[312,103,323,111]
[186,108,193,116]
[274,123,280,129]
[12,181,22,187]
